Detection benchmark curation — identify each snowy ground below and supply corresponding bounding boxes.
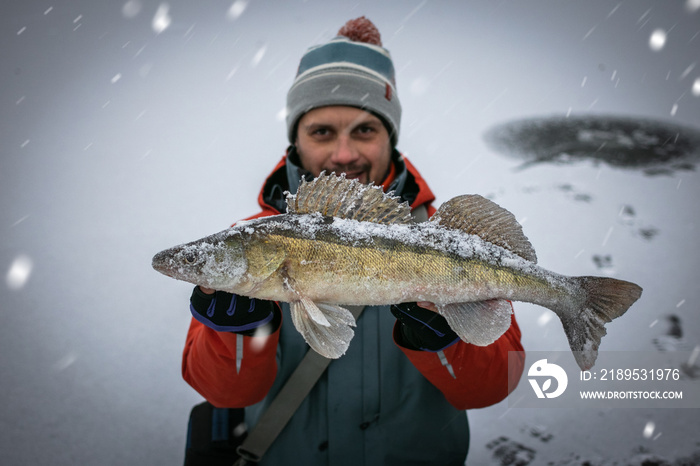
[2,1,699,465]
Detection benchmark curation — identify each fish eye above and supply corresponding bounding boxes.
[184,252,197,264]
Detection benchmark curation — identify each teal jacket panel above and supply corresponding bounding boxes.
[245,304,469,466]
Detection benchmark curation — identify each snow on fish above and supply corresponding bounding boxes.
[152,172,642,369]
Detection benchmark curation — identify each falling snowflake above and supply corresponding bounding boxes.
[692,77,700,96]
[276,107,288,121]
[6,255,33,290]
[52,352,78,372]
[649,29,667,51]
[152,3,171,34]
[537,312,553,327]
[687,0,700,12]
[251,45,267,67]
[226,64,239,81]
[601,226,614,246]
[250,326,272,352]
[227,0,249,20]
[123,0,142,18]
[410,76,430,96]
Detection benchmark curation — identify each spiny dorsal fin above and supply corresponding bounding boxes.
[286,172,413,224]
[430,194,537,263]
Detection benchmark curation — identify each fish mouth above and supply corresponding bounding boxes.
[152,250,175,277]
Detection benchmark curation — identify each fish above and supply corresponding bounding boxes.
[152,172,643,370]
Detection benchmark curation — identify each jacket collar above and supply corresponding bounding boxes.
[257,146,435,215]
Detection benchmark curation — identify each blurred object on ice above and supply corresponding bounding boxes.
[652,315,689,352]
[484,115,700,176]
[486,436,536,466]
[681,345,700,379]
[520,424,553,443]
[543,446,700,465]
[618,205,660,241]
[556,184,592,202]
[592,254,615,273]
[624,451,670,466]
[665,315,683,338]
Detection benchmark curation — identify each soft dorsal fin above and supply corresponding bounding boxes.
[286,172,413,224]
[430,194,538,263]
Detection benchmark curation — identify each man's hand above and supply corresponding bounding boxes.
[391,302,459,351]
[189,287,280,335]
[416,301,438,312]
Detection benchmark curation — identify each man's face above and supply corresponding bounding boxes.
[295,106,392,185]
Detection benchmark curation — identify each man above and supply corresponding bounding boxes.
[182,17,524,466]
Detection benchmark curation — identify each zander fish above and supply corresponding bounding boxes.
[152,173,642,370]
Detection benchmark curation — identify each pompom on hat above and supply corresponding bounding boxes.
[286,17,401,147]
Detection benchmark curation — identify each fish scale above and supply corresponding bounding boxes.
[247,215,558,308]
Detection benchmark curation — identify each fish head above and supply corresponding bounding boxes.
[152,229,251,293]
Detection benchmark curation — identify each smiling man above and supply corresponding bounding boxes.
[295,106,392,186]
[180,17,524,466]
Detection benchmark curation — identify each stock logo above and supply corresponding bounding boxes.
[528,359,568,399]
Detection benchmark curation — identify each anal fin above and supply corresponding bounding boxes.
[437,299,513,346]
[281,263,357,358]
[290,299,356,359]
[299,295,331,327]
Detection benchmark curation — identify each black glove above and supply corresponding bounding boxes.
[190,287,281,336]
[391,302,459,351]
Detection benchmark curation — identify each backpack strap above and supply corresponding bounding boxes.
[234,305,365,465]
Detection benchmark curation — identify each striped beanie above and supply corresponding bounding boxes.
[286,17,401,147]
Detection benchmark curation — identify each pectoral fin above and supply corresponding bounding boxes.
[437,299,513,346]
[290,299,356,359]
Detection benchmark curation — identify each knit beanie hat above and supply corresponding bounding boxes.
[286,17,401,147]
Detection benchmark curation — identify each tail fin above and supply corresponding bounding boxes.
[562,276,642,370]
